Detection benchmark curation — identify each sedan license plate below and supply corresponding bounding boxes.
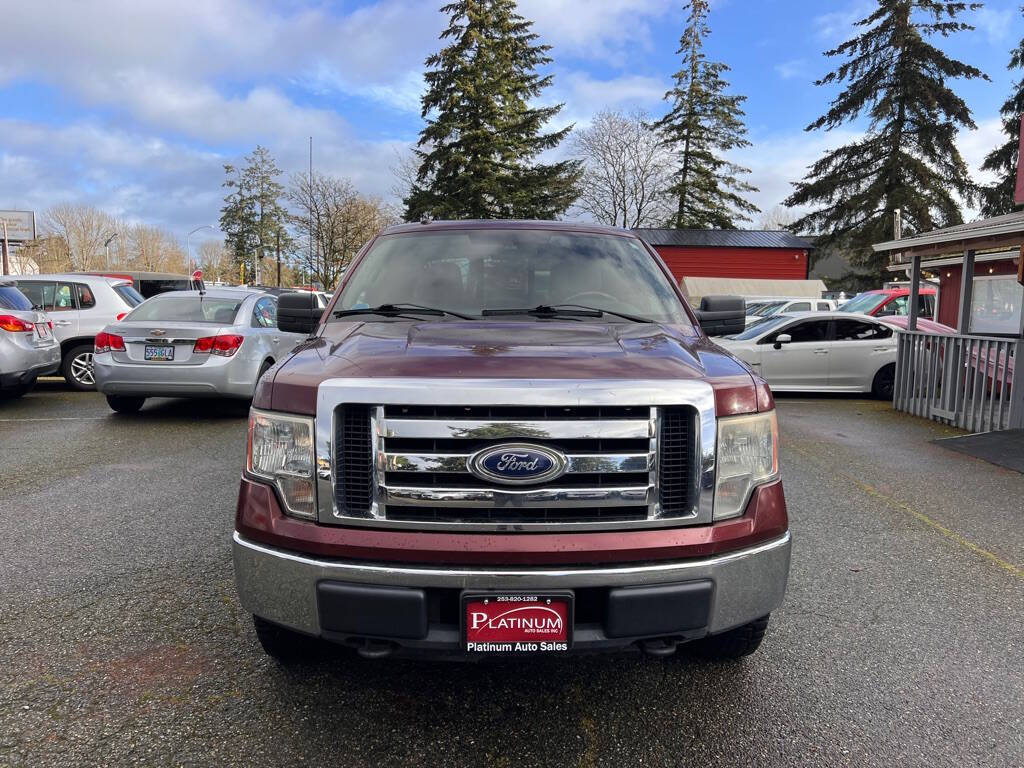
[463,593,572,654]
[144,345,175,361]
[34,324,50,340]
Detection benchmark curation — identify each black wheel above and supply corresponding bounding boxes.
[872,363,896,401]
[106,395,145,414]
[252,615,320,665]
[62,344,97,391]
[686,615,770,660]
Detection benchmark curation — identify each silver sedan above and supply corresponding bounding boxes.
[715,311,898,399]
[94,288,308,412]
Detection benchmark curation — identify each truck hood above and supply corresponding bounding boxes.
[266,320,761,414]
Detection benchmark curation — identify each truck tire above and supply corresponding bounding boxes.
[687,615,770,660]
[106,395,145,414]
[62,343,97,391]
[252,615,320,665]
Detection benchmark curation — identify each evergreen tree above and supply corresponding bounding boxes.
[404,0,581,221]
[785,1,986,279]
[650,0,759,229]
[220,146,291,282]
[980,11,1024,217]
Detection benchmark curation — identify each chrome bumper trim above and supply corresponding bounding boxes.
[379,484,652,508]
[384,452,651,474]
[232,531,791,637]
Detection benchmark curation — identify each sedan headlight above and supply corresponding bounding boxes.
[247,409,316,519]
[713,411,778,520]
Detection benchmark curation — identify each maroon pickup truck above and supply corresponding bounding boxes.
[233,220,790,662]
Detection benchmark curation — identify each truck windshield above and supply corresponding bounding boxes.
[838,292,886,314]
[335,229,690,325]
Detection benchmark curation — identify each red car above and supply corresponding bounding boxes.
[839,287,937,318]
[233,220,791,663]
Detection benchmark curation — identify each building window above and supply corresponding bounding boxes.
[969,275,1023,335]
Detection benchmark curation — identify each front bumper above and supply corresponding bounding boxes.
[232,530,791,655]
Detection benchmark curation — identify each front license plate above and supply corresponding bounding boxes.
[463,593,572,653]
[144,345,175,361]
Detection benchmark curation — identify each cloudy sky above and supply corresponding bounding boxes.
[1,0,1021,247]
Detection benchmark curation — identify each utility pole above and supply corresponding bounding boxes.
[1,221,9,276]
[309,136,315,288]
[276,229,281,287]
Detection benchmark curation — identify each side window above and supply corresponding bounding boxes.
[834,319,892,341]
[817,302,831,311]
[76,283,96,309]
[762,319,830,344]
[919,294,934,316]
[881,296,908,316]
[252,297,276,328]
[16,281,54,310]
[52,282,76,311]
[788,302,811,312]
[785,319,830,343]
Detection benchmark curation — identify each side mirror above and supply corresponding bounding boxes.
[694,295,746,337]
[277,291,322,335]
[773,333,792,350]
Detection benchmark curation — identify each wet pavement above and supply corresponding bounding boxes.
[1,383,1021,767]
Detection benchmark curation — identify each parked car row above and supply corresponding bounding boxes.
[0,274,322,406]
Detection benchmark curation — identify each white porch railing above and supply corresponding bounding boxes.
[894,331,1023,432]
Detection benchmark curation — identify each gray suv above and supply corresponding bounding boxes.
[14,274,143,390]
[0,281,60,398]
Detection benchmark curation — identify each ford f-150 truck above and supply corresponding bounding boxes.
[233,220,790,662]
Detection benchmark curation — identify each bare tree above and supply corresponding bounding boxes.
[197,240,235,284]
[287,171,399,290]
[569,110,675,229]
[756,205,798,231]
[124,225,185,273]
[41,203,118,270]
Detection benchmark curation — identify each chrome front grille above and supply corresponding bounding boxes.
[315,378,716,531]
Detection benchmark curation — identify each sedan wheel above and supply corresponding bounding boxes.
[63,344,97,391]
[872,364,896,401]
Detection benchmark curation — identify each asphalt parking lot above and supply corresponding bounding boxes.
[1,383,1021,767]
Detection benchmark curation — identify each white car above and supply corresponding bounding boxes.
[716,311,897,398]
[13,274,144,390]
[744,297,836,327]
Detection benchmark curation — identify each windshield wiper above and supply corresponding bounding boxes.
[333,303,474,320]
[481,304,654,323]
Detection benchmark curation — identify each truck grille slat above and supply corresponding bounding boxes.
[335,405,373,515]
[659,406,694,515]
[331,402,699,530]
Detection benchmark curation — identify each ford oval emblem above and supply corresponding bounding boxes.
[467,443,568,486]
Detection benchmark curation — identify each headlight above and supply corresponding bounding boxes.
[713,411,778,520]
[247,409,316,519]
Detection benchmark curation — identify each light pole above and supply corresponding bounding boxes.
[103,232,119,269]
[186,225,214,274]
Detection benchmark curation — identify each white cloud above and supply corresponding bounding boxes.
[730,115,1005,222]
[519,0,675,64]
[814,1,874,43]
[974,7,1015,45]
[774,59,807,81]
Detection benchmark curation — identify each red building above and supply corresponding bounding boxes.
[635,229,814,282]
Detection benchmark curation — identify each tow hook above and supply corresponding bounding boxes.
[638,638,679,657]
[351,639,396,659]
